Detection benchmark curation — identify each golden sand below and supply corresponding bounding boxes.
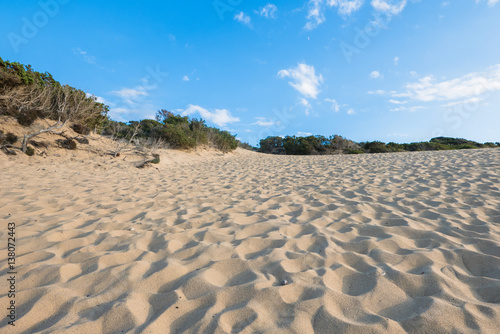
[1,142,499,333]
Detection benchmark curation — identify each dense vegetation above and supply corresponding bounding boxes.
[259,135,500,155]
[0,58,239,153]
[102,110,238,152]
[0,57,109,129]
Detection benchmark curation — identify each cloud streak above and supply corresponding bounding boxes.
[181,104,240,127]
[394,64,500,102]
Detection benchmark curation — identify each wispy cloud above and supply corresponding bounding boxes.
[390,106,424,112]
[253,117,276,127]
[278,63,323,99]
[394,64,500,102]
[332,0,365,15]
[73,47,96,64]
[111,87,148,105]
[370,70,382,79]
[371,0,407,15]
[234,11,252,27]
[257,4,278,19]
[476,0,500,7]
[368,89,388,95]
[389,99,407,104]
[297,131,313,136]
[440,97,483,108]
[181,104,240,127]
[325,98,340,112]
[305,0,364,30]
[183,75,190,82]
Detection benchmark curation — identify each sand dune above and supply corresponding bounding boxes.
[1,147,499,333]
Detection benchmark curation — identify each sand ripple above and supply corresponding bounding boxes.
[1,148,499,333]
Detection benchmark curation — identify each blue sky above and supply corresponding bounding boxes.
[2,0,500,146]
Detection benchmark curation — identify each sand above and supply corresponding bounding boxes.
[1,140,500,333]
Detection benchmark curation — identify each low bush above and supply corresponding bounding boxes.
[5,132,18,144]
[31,140,49,148]
[57,138,77,150]
[345,148,365,154]
[17,109,40,126]
[72,123,91,135]
[25,146,35,156]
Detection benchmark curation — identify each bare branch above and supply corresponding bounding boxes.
[112,122,141,158]
[21,118,67,153]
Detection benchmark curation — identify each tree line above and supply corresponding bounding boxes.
[259,135,500,155]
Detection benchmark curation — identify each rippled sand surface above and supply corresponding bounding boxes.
[1,148,499,333]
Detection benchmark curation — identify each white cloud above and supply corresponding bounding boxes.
[368,89,387,95]
[183,76,190,82]
[111,87,148,104]
[305,0,325,30]
[257,4,278,18]
[108,104,157,122]
[300,98,312,115]
[300,98,311,108]
[440,97,482,108]
[389,99,407,104]
[347,108,356,115]
[476,0,500,7]
[278,63,323,99]
[371,0,407,15]
[297,131,313,137]
[330,0,365,15]
[253,117,276,127]
[305,0,363,30]
[234,12,252,27]
[370,70,382,79]
[394,64,500,102]
[325,98,340,112]
[390,106,424,112]
[181,104,240,127]
[394,56,400,66]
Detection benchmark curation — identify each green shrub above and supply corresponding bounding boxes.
[150,154,160,164]
[238,141,256,151]
[57,138,77,150]
[210,129,238,152]
[72,123,91,135]
[364,141,388,153]
[159,125,196,149]
[5,132,18,144]
[455,143,478,150]
[25,146,35,156]
[345,148,365,154]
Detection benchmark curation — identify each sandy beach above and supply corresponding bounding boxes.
[1,146,499,333]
